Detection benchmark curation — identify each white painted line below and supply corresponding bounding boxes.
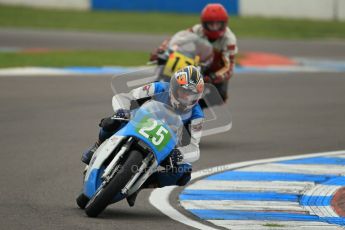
[186,180,313,194]
[191,150,345,181]
[180,200,305,212]
[0,67,72,76]
[237,163,345,175]
[208,220,342,230]
[149,187,219,230]
[304,206,339,218]
[149,149,345,230]
[301,184,341,218]
[303,185,340,197]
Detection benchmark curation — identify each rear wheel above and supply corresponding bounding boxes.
[85,150,143,217]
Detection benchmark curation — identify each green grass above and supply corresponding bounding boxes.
[263,223,286,228]
[1,5,345,39]
[0,50,149,68]
[0,5,344,67]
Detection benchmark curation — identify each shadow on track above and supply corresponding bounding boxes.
[72,206,165,221]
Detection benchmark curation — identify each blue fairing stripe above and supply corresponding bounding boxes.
[84,168,102,198]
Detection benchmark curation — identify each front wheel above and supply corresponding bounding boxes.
[85,150,143,217]
[76,193,89,209]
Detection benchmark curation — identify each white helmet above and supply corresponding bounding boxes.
[170,66,204,112]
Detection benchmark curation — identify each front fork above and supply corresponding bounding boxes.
[101,137,134,182]
[100,136,158,197]
[122,154,158,196]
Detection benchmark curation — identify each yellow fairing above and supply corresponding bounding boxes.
[163,52,200,77]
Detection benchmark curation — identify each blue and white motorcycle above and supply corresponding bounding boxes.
[76,99,183,217]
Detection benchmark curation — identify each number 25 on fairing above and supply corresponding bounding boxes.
[136,116,171,151]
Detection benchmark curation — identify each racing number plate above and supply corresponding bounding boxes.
[163,52,196,77]
[136,116,172,151]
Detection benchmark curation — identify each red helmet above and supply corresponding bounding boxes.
[201,4,228,40]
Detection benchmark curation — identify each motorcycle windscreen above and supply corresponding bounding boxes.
[160,31,214,78]
[168,30,214,65]
[200,83,232,136]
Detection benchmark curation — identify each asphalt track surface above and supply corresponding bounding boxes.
[1,29,345,230]
[1,28,345,59]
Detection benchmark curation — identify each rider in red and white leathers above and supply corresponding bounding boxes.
[150,3,238,102]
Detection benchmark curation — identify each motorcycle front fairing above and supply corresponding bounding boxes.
[115,100,184,197]
[158,30,213,80]
[168,30,213,65]
[83,135,126,198]
[83,99,183,200]
[117,100,182,164]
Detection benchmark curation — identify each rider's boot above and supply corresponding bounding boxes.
[126,191,139,207]
[126,179,159,207]
[81,141,100,165]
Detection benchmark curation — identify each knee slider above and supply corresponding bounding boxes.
[176,165,192,186]
[176,171,192,186]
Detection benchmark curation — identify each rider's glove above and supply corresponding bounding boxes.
[203,75,212,83]
[113,109,131,120]
[225,70,233,81]
[157,49,169,65]
[168,148,183,166]
[206,73,223,84]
